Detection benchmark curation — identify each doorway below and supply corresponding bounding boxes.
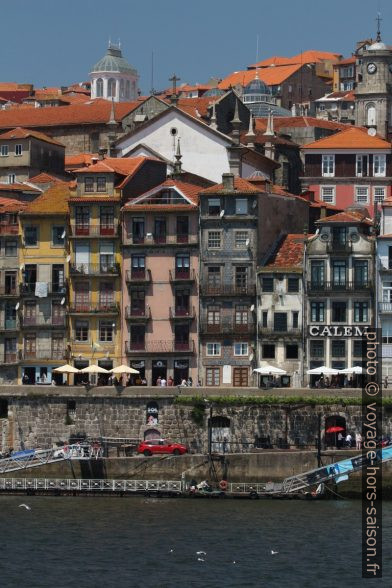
[74,360,89,385]
[233,367,249,387]
[23,367,36,385]
[174,360,189,385]
[152,360,167,385]
[209,416,231,453]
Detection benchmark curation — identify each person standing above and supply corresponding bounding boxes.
[160,377,167,387]
[355,432,362,450]
[337,432,343,449]
[345,432,352,448]
[156,376,162,386]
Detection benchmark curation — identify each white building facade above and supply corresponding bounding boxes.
[90,44,139,102]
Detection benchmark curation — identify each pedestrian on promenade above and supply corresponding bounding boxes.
[156,376,162,386]
[385,376,389,389]
[337,432,343,449]
[161,377,167,387]
[345,433,352,448]
[355,432,362,450]
[167,376,174,386]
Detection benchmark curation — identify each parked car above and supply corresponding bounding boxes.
[137,439,188,456]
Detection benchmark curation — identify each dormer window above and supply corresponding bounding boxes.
[208,198,220,216]
[322,155,334,177]
[97,177,107,193]
[85,177,94,193]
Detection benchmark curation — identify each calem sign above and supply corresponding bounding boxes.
[308,325,369,337]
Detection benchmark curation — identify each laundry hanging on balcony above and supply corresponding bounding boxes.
[35,282,48,298]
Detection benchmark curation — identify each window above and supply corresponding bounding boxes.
[332,227,347,245]
[262,344,275,359]
[52,226,65,246]
[5,239,17,256]
[52,265,65,292]
[235,266,247,289]
[374,154,386,177]
[332,301,347,322]
[288,277,299,292]
[154,218,166,242]
[108,78,116,97]
[332,340,346,358]
[353,260,368,286]
[0,145,9,156]
[75,320,89,342]
[207,305,220,327]
[310,340,324,358]
[131,289,145,315]
[208,230,221,249]
[262,311,268,327]
[355,186,369,204]
[321,185,335,204]
[234,342,248,356]
[176,254,190,276]
[84,177,94,193]
[292,311,299,329]
[311,301,325,322]
[382,281,392,302]
[24,226,38,246]
[235,305,248,325]
[354,301,369,322]
[206,343,221,356]
[15,144,22,156]
[208,198,220,216]
[100,206,114,231]
[8,174,16,184]
[286,344,298,359]
[176,217,189,242]
[207,267,221,289]
[274,312,287,332]
[260,277,273,293]
[99,321,114,342]
[318,104,326,112]
[97,177,107,192]
[235,198,248,214]
[356,155,368,177]
[96,78,103,97]
[132,218,145,243]
[310,261,325,286]
[100,242,114,271]
[366,104,376,126]
[99,282,114,308]
[322,155,334,177]
[206,367,220,386]
[353,340,366,358]
[332,260,346,286]
[374,187,386,203]
[235,231,248,248]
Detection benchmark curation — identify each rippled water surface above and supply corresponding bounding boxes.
[0,496,391,587]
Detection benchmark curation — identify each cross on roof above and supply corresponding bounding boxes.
[169,74,181,95]
[376,11,383,41]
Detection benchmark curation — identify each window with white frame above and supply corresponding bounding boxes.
[322,155,334,177]
[0,145,9,157]
[207,230,221,249]
[234,342,248,356]
[321,185,335,204]
[374,154,386,177]
[206,367,220,386]
[15,144,22,156]
[318,104,326,112]
[355,185,369,204]
[374,186,386,203]
[235,231,249,248]
[382,281,392,303]
[356,154,368,177]
[8,174,15,184]
[206,342,221,356]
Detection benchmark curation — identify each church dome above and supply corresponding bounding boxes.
[91,45,137,75]
[244,76,271,98]
[368,40,387,51]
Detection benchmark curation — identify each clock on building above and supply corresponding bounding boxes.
[367,63,377,74]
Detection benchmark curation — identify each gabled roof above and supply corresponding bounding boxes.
[334,56,356,66]
[255,116,348,132]
[249,50,342,70]
[219,64,303,89]
[0,99,140,130]
[123,178,201,210]
[262,234,307,271]
[0,182,41,194]
[316,210,373,225]
[22,183,70,215]
[29,172,67,184]
[75,156,157,190]
[200,177,261,195]
[303,126,391,150]
[0,196,28,213]
[65,153,98,169]
[0,127,64,147]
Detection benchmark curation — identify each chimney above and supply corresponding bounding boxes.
[91,156,99,165]
[222,173,234,191]
[320,205,327,219]
[98,147,107,160]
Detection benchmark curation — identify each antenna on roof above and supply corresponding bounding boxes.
[150,51,154,95]
[376,9,382,42]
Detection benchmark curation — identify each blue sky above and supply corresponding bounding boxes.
[1,0,391,93]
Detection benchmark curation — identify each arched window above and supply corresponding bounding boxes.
[96,78,103,98]
[120,79,125,99]
[366,103,376,126]
[125,80,130,98]
[108,78,116,98]
[144,428,160,440]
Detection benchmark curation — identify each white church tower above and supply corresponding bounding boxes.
[90,43,139,102]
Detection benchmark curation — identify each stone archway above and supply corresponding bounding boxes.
[144,428,161,441]
[209,415,231,453]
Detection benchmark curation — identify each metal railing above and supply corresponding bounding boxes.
[258,327,302,336]
[307,281,372,293]
[0,223,18,235]
[70,264,120,276]
[200,283,256,296]
[20,282,67,295]
[70,224,119,237]
[0,478,183,493]
[21,349,66,360]
[125,306,151,320]
[2,319,19,330]
[125,269,151,283]
[69,304,119,314]
[200,320,256,334]
[379,302,392,313]
[3,353,18,364]
[21,316,66,327]
[125,340,195,354]
[169,306,196,320]
[125,234,198,246]
[169,269,197,282]
[0,286,19,296]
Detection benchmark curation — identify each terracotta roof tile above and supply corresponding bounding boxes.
[249,50,342,69]
[0,127,64,147]
[75,156,149,176]
[123,178,201,210]
[29,172,66,184]
[264,234,307,270]
[200,177,261,195]
[69,196,121,203]
[23,183,70,215]
[0,182,41,193]
[0,196,28,213]
[219,64,303,89]
[65,153,98,168]
[316,210,373,225]
[334,56,356,66]
[303,126,391,150]
[255,116,348,132]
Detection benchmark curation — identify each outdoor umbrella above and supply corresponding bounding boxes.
[326,426,345,433]
[53,364,80,373]
[253,365,287,375]
[80,364,110,374]
[110,365,139,374]
[306,366,339,375]
[339,366,365,375]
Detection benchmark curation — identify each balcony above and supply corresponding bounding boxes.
[69,304,119,315]
[125,306,151,321]
[0,285,19,297]
[3,353,18,364]
[125,340,195,354]
[20,282,67,296]
[21,349,66,361]
[200,283,256,296]
[125,269,151,284]
[169,306,196,320]
[327,241,352,254]
[169,269,197,283]
[125,234,198,246]
[379,302,392,314]
[258,327,302,337]
[3,319,19,331]
[307,281,372,294]
[70,224,119,238]
[0,223,18,236]
[70,263,120,276]
[21,315,66,328]
[200,319,256,335]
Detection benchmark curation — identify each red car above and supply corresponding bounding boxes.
[137,439,188,456]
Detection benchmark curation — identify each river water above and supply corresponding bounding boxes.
[0,496,391,587]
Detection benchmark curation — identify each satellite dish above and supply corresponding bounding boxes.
[252,200,257,209]
[15,302,20,310]
[61,297,65,305]
[66,255,71,262]
[61,231,66,239]
[19,264,24,271]
[249,353,254,362]
[246,238,250,247]
[250,304,255,312]
[219,210,225,218]
[368,127,377,136]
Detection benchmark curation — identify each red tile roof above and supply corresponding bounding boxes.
[249,50,342,69]
[124,178,202,210]
[219,64,303,89]
[0,99,140,129]
[264,234,307,270]
[0,127,64,147]
[303,126,391,150]
[200,177,261,195]
[316,210,373,225]
[65,153,98,169]
[0,196,28,213]
[75,156,149,175]
[29,172,67,184]
[0,182,41,193]
[23,183,71,215]
[254,116,348,132]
